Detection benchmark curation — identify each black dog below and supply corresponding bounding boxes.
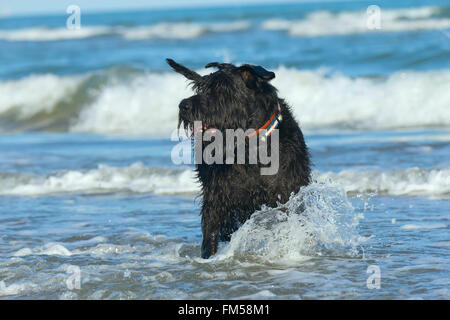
[167,59,311,258]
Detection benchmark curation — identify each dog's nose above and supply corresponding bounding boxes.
[179,99,191,112]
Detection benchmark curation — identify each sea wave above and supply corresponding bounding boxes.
[0,74,86,117]
[0,6,448,42]
[316,168,450,197]
[0,26,111,41]
[262,6,450,36]
[0,163,199,196]
[0,67,449,134]
[0,21,250,41]
[0,163,448,197]
[120,21,250,40]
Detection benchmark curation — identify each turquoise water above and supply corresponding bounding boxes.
[0,0,449,299]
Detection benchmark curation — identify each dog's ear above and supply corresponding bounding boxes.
[166,58,202,82]
[205,62,221,69]
[237,64,275,89]
[238,64,275,82]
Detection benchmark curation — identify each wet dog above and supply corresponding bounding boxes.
[167,59,311,258]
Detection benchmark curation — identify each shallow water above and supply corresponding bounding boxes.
[0,0,449,299]
[0,131,448,299]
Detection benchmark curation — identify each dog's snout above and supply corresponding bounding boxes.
[179,99,192,112]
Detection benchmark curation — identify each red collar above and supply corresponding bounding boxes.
[247,102,282,138]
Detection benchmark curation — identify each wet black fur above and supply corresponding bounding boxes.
[167,59,311,258]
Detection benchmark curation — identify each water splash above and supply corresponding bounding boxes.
[217,181,364,265]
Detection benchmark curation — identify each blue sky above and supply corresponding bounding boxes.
[0,0,316,16]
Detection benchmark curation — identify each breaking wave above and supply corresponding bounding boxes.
[0,6,449,42]
[0,67,449,134]
[0,163,448,197]
[0,163,198,196]
[0,21,250,41]
[316,168,450,197]
[262,6,450,36]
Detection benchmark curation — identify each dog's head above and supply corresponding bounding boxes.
[167,58,278,136]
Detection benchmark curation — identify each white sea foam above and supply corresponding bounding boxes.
[0,164,448,197]
[13,243,72,256]
[73,68,450,133]
[0,281,34,296]
[0,26,111,41]
[272,67,450,130]
[1,68,449,133]
[59,70,450,133]
[262,6,450,36]
[0,21,250,42]
[119,21,250,40]
[0,74,85,118]
[215,181,364,264]
[0,163,198,196]
[70,71,191,135]
[316,167,450,197]
[0,6,447,42]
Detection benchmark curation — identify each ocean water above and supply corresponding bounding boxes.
[0,0,449,299]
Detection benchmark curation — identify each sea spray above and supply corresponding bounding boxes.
[216,181,364,264]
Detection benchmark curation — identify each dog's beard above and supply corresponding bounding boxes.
[178,115,214,138]
[178,117,190,137]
